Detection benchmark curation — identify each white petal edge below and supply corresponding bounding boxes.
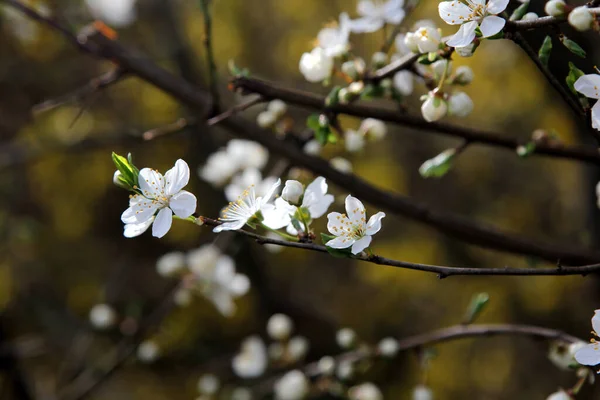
[574,343,600,366]
[326,236,355,249]
[308,194,334,219]
[123,217,154,238]
[365,212,386,236]
[438,1,473,25]
[592,101,600,131]
[486,0,509,15]
[351,236,372,254]
[479,15,505,38]
[164,159,190,195]
[152,207,173,238]
[574,75,600,99]
[345,195,366,224]
[214,219,247,233]
[446,21,478,47]
[592,309,600,335]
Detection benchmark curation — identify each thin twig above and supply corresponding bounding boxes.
[207,96,264,126]
[142,117,196,140]
[199,0,220,115]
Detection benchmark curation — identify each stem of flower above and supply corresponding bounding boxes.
[260,223,299,242]
[436,59,451,91]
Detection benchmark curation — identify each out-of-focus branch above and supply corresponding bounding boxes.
[232,76,600,165]
[201,217,600,277]
[198,0,220,115]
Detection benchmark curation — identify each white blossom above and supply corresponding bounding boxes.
[455,43,477,57]
[225,168,279,202]
[214,179,281,232]
[351,0,405,33]
[267,99,288,118]
[421,92,448,122]
[336,327,357,348]
[413,385,433,400]
[197,374,220,395]
[393,70,414,96]
[231,388,253,400]
[574,74,600,130]
[232,336,268,378]
[299,48,334,83]
[548,341,586,370]
[187,244,221,275]
[89,303,117,329]
[227,140,269,171]
[137,340,160,363]
[326,196,385,254]
[257,111,277,128]
[173,287,193,307]
[317,13,352,57]
[431,59,452,81]
[200,150,240,186]
[287,336,309,361]
[267,314,294,340]
[349,383,383,400]
[454,66,474,84]
[274,370,309,400]
[568,6,594,31]
[336,359,354,380]
[574,309,600,367]
[303,140,322,156]
[448,92,474,117]
[546,390,572,400]
[281,181,305,205]
[522,12,539,21]
[121,159,196,238]
[371,51,388,67]
[345,129,366,152]
[317,356,336,375]
[330,157,353,173]
[85,0,137,27]
[377,337,399,357]
[545,0,566,17]
[359,119,387,141]
[439,0,509,48]
[156,251,186,277]
[405,27,442,53]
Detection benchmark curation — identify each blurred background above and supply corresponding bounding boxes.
[1,0,600,398]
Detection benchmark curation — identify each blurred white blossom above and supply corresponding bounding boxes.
[137,340,160,363]
[317,13,352,57]
[351,0,405,33]
[267,314,294,341]
[85,0,137,27]
[413,385,433,400]
[287,336,309,362]
[448,92,474,117]
[156,251,186,277]
[345,129,366,152]
[89,303,117,330]
[233,336,268,378]
[336,327,357,348]
[299,48,334,83]
[330,157,353,173]
[378,337,399,357]
[197,374,220,395]
[546,390,572,400]
[349,382,383,400]
[274,370,309,400]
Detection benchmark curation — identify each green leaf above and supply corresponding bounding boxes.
[566,62,585,95]
[463,292,490,324]
[509,1,529,21]
[325,86,342,107]
[320,233,353,258]
[516,142,536,158]
[418,149,455,178]
[360,84,385,99]
[538,36,552,67]
[474,26,483,37]
[306,114,320,131]
[560,36,586,58]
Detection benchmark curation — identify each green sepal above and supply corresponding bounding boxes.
[565,62,585,96]
[360,84,385,99]
[516,142,536,158]
[509,1,529,21]
[320,233,353,258]
[474,26,483,38]
[560,36,586,58]
[463,292,490,324]
[111,152,138,190]
[418,53,439,65]
[486,31,504,40]
[291,218,303,232]
[419,149,455,178]
[538,36,552,67]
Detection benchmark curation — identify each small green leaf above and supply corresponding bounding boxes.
[566,62,585,95]
[112,152,137,188]
[474,26,483,37]
[560,36,586,58]
[463,292,490,324]
[516,142,536,158]
[306,114,320,131]
[418,149,455,178]
[325,86,342,107]
[538,36,552,67]
[360,84,385,99]
[417,54,439,65]
[509,1,529,21]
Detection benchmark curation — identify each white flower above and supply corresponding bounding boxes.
[197,374,220,395]
[448,92,474,117]
[85,0,137,27]
[317,13,352,57]
[336,359,354,380]
[200,150,239,186]
[522,12,539,21]
[299,48,334,83]
[336,327,357,348]
[371,51,388,67]
[282,180,305,205]
[406,27,442,53]
[267,314,294,340]
[545,0,566,17]
[257,111,277,128]
[187,244,221,274]
[89,303,117,329]
[568,6,594,31]
[439,0,509,48]
[215,179,281,232]
[349,383,383,400]
[546,390,572,400]
[574,74,600,130]
[190,253,250,317]
[156,251,186,277]
[317,356,336,375]
[359,119,387,141]
[274,370,309,400]
[268,99,287,118]
[421,92,448,122]
[137,340,160,363]
[574,309,600,367]
[262,177,334,234]
[454,65,474,84]
[345,129,366,152]
[287,336,309,361]
[330,157,353,173]
[225,168,279,202]
[303,140,322,156]
[232,336,268,378]
[123,217,154,238]
[326,196,385,254]
[227,139,269,171]
[377,337,399,357]
[413,385,433,400]
[121,159,197,238]
[393,70,414,96]
[351,0,405,33]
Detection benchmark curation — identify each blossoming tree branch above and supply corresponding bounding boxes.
[6,0,600,398]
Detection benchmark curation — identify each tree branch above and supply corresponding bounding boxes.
[198,0,220,115]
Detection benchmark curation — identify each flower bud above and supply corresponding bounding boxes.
[267,313,294,340]
[231,388,252,400]
[345,129,365,153]
[360,118,387,141]
[404,32,420,53]
[342,60,359,80]
[336,327,357,349]
[448,92,474,117]
[267,99,287,117]
[330,157,353,173]
[173,287,192,306]
[349,383,383,400]
[421,93,448,122]
[137,340,160,363]
[287,336,309,361]
[348,81,365,95]
[89,303,117,330]
[544,0,566,17]
[336,359,354,380]
[371,51,388,68]
[299,47,333,82]
[522,12,539,21]
[413,385,433,400]
[274,370,309,400]
[453,66,474,85]
[568,6,594,31]
[113,170,129,189]
[377,337,399,357]
[414,26,442,53]
[257,111,277,128]
[393,70,414,96]
[338,88,352,104]
[197,374,220,395]
[317,356,336,375]
[303,140,322,156]
[431,59,452,81]
[281,181,304,205]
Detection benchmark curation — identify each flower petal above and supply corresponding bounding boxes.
[257,178,281,206]
[365,212,386,235]
[438,1,473,25]
[169,190,196,218]
[121,206,138,224]
[152,207,173,238]
[384,0,404,13]
[214,255,236,285]
[125,194,160,223]
[351,235,372,254]
[349,17,384,33]
[213,220,247,233]
[446,21,478,47]
[575,342,600,366]
[592,309,600,335]
[123,217,154,238]
[327,212,351,236]
[592,101,600,130]
[261,199,294,230]
[207,287,235,317]
[486,0,509,15]
[479,15,505,38]
[304,176,328,199]
[138,168,165,199]
[574,74,600,99]
[307,194,334,219]
[345,195,366,225]
[164,159,190,195]
[357,0,376,16]
[393,70,414,96]
[326,235,355,249]
[385,8,406,24]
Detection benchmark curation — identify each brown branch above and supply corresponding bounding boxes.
[8,1,600,265]
[207,96,264,126]
[232,76,600,165]
[201,217,600,277]
[507,7,600,30]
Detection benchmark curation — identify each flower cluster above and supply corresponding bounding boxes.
[200,139,269,187]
